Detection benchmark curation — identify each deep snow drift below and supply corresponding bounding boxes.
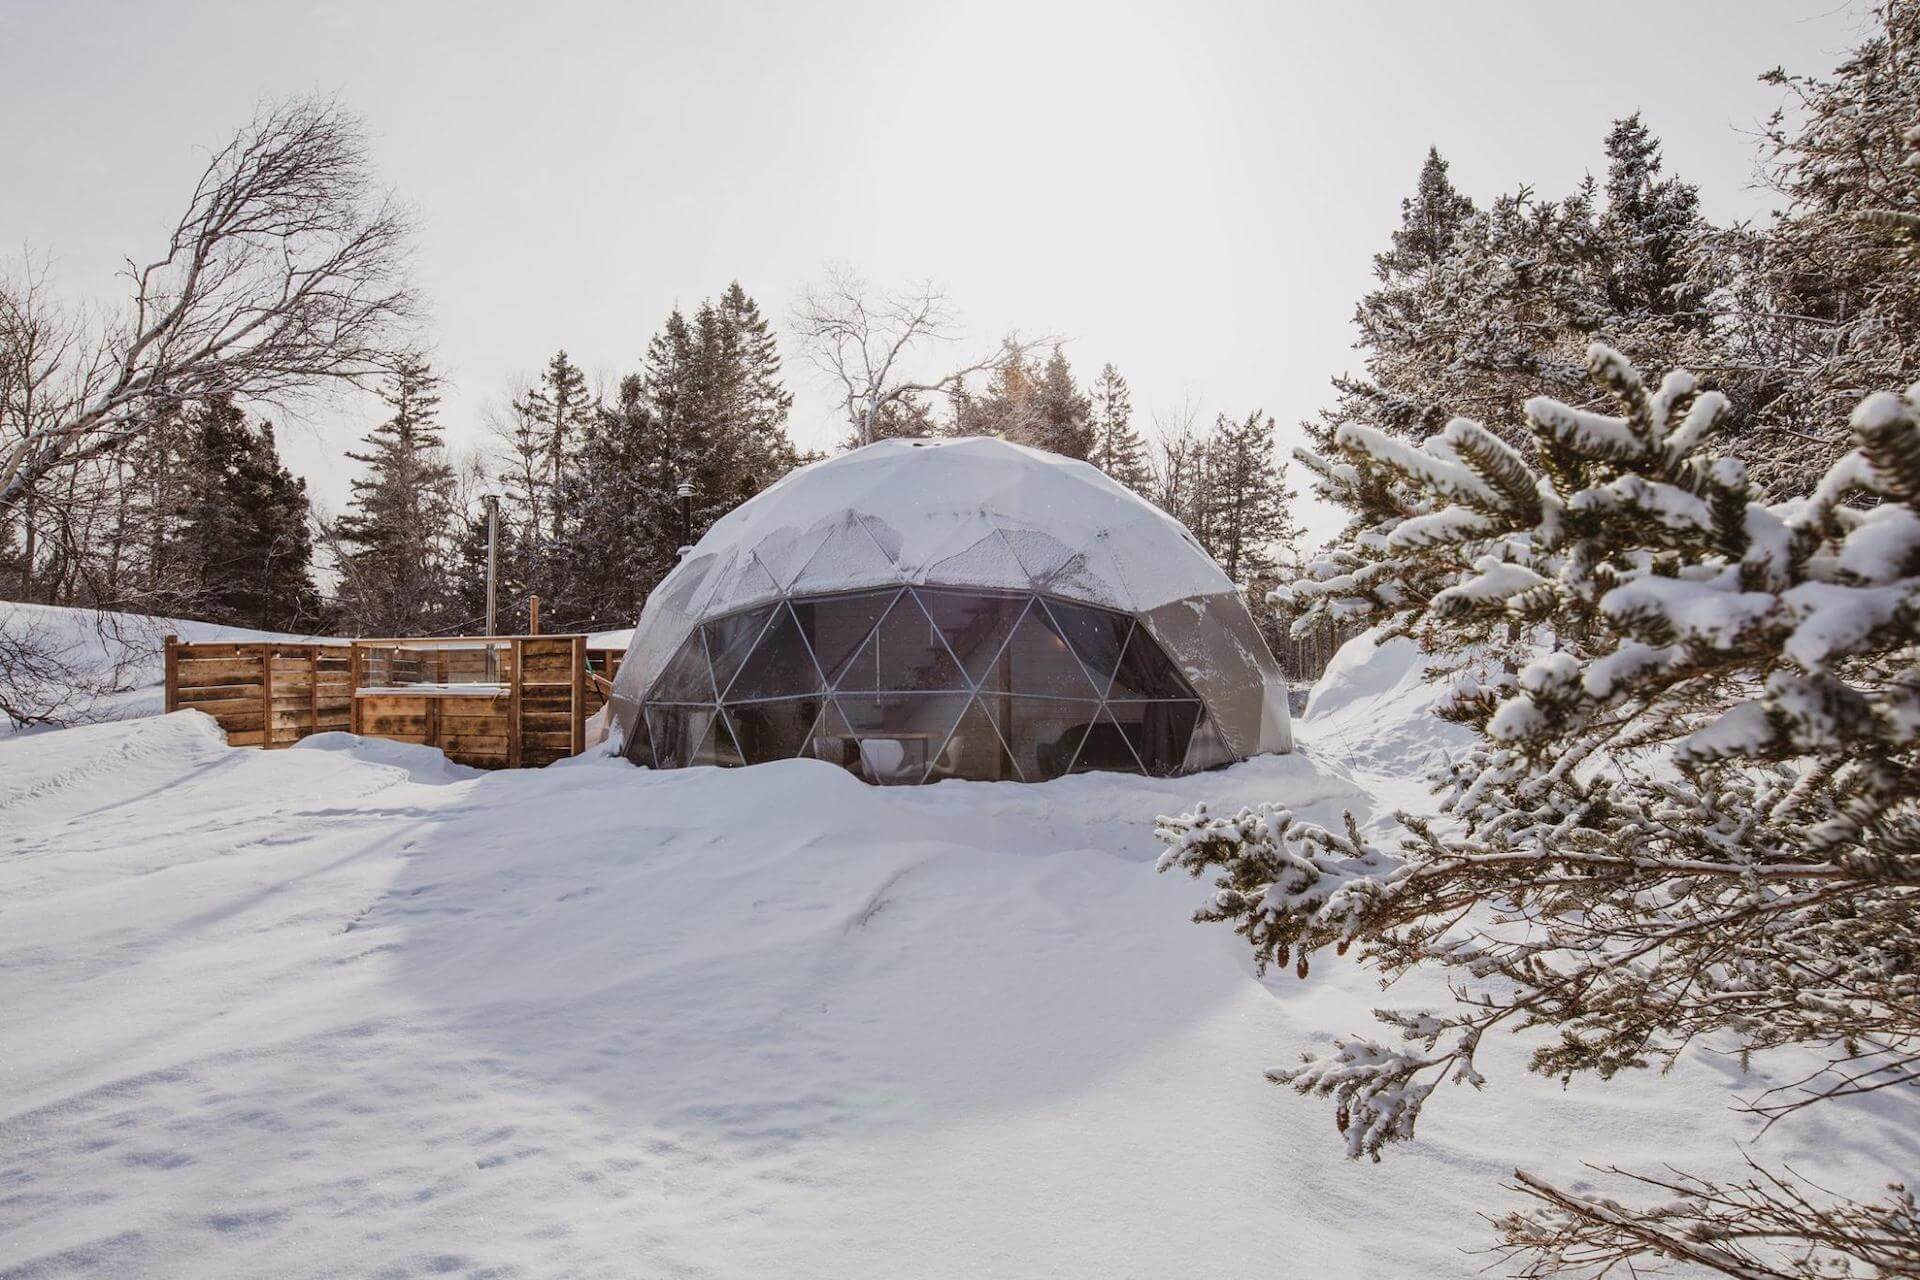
[0,632,1902,1278]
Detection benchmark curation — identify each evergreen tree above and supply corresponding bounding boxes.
[173,398,320,630]
[1305,126,1722,522]
[549,379,670,629]
[1732,0,1920,491]
[514,350,595,548]
[126,406,199,611]
[332,355,459,635]
[956,343,1094,459]
[1027,345,1094,460]
[528,283,805,630]
[1089,363,1151,491]
[685,286,802,520]
[1600,112,1711,323]
[1204,410,1297,582]
[1215,342,1920,1279]
[714,281,795,452]
[953,340,1043,442]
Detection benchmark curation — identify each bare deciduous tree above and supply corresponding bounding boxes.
[791,263,1046,447]
[0,94,416,524]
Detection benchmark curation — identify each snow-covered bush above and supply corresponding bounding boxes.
[1161,344,1920,1278]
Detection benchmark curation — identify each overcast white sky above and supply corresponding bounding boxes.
[0,0,1876,546]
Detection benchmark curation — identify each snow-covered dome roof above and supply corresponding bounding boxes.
[692,436,1233,611]
[609,437,1291,778]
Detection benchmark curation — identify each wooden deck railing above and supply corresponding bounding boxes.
[164,633,625,768]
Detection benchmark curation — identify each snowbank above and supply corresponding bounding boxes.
[0,602,326,735]
[1295,627,1479,812]
[2,709,1897,1277]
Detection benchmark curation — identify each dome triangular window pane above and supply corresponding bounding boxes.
[832,592,967,693]
[725,697,827,764]
[790,590,898,688]
[1071,706,1145,775]
[703,604,779,698]
[649,630,715,703]
[976,599,1098,698]
[834,693,971,785]
[690,711,745,767]
[928,696,1020,782]
[996,695,1096,781]
[1039,599,1132,695]
[723,603,827,700]
[649,704,723,770]
[1103,700,1201,776]
[916,589,1028,685]
[1107,626,1194,700]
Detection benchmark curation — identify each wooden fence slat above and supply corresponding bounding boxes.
[261,645,277,748]
[571,635,586,756]
[163,636,179,712]
[508,639,522,768]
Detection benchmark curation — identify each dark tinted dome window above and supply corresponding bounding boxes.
[630,587,1205,784]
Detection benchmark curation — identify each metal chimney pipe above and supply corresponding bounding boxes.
[483,494,500,637]
[677,478,694,556]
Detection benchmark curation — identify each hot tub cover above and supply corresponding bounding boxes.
[607,436,1291,780]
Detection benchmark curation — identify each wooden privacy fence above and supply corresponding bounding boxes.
[163,640,354,748]
[165,634,625,769]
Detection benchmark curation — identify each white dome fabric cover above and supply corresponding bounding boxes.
[608,437,1292,768]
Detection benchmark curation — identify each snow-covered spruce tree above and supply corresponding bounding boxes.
[1737,1,1920,493]
[1164,344,1920,1278]
[1303,121,1728,512]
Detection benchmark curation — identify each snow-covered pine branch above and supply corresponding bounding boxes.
[1168,342,1920,1277]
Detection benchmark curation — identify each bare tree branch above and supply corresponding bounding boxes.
[790,263,1050,446]
[0,94,417,522]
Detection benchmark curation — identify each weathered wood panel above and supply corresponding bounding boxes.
[169,633,589,768]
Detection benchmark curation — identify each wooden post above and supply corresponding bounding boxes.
[260,645,276,749]
[528,595,541,636]
[308,646,320,739]
[163,635,178,713]
[350,642,365,736]
[571,634,586,756]
[507,639,523,768]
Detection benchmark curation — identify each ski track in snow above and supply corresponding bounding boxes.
[1,640,1911,1278]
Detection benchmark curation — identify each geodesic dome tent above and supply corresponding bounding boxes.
[605,436,1292,784]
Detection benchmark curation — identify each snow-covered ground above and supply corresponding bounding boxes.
[0,626,1901,1278]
